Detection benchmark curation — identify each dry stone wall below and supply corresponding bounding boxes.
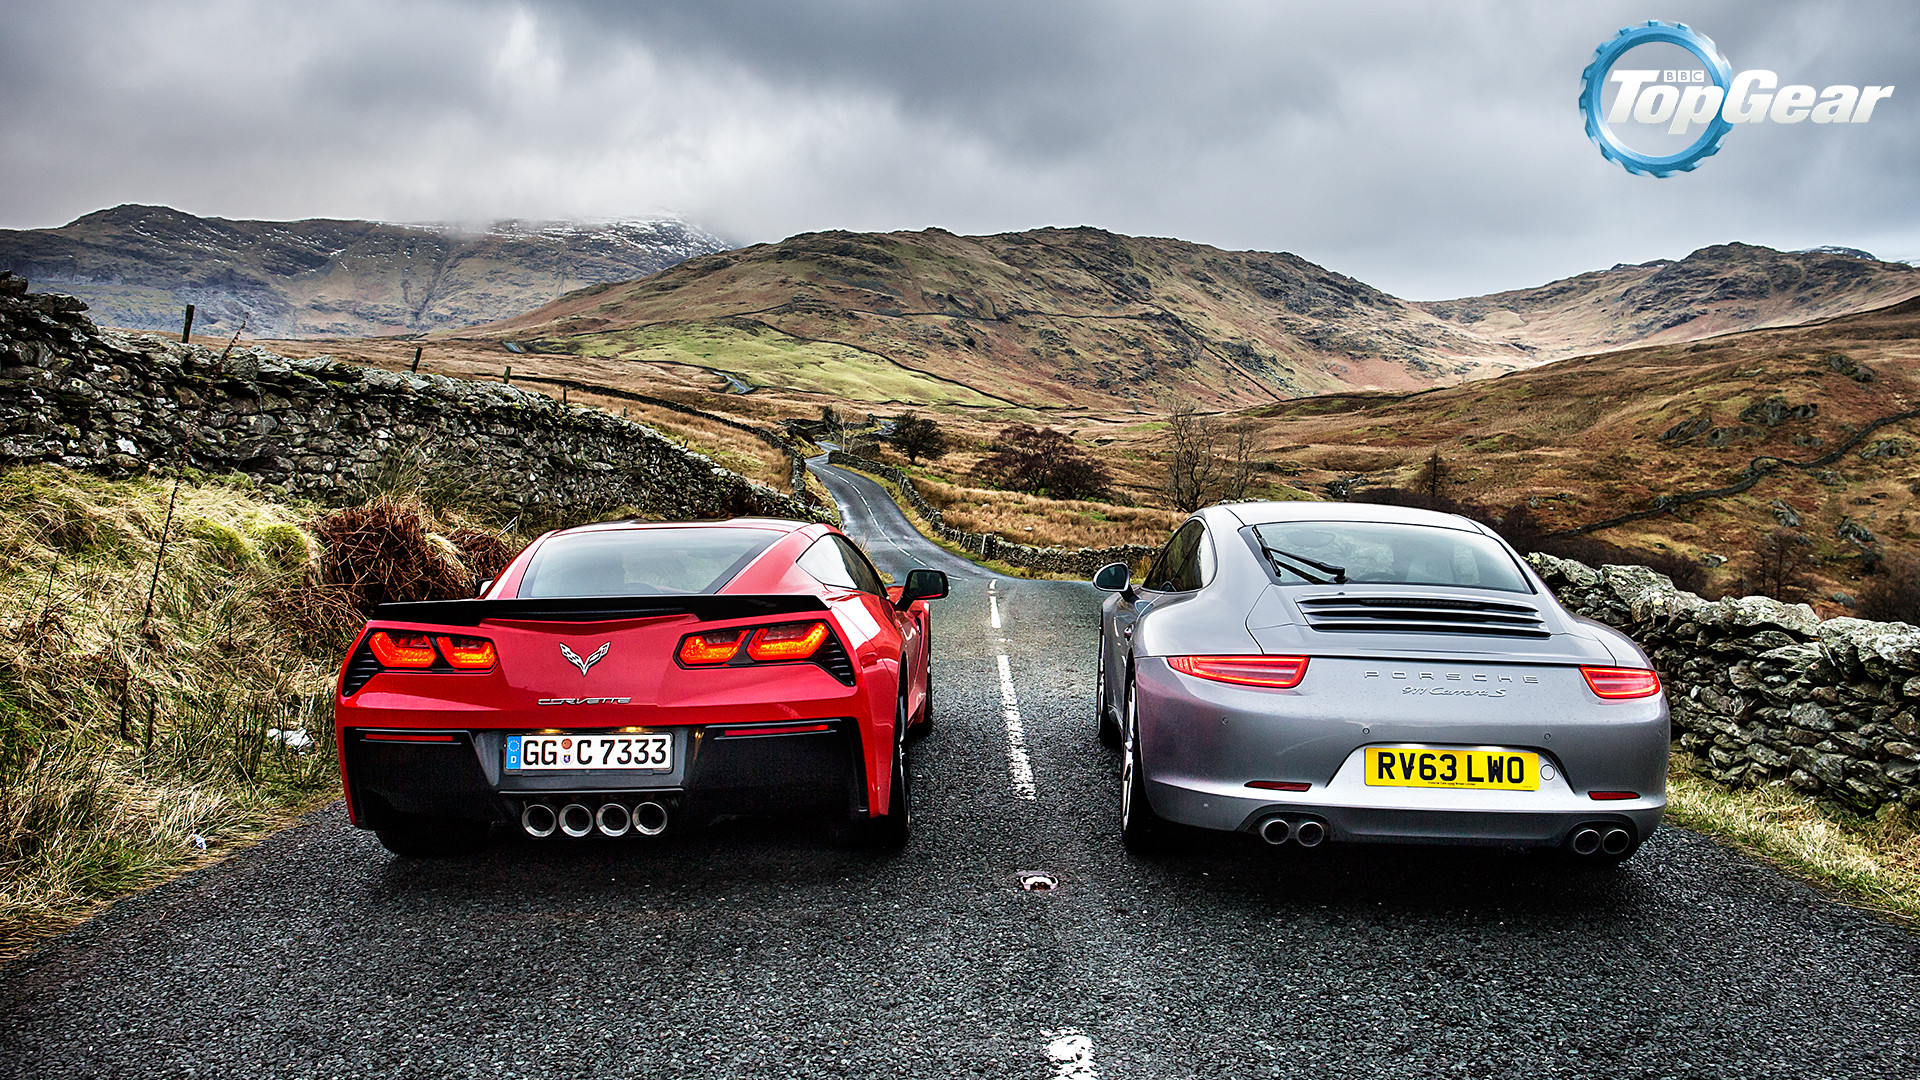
[825,450,1158,577]
[1529,552,1920,814]
[0,275,822,524]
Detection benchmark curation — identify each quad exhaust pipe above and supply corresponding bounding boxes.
[519,800,670,839]
[1257,816,1325,848]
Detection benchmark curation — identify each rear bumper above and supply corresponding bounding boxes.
[341,720,870,830]
[1132,656,1668,848]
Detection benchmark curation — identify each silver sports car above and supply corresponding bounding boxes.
[1093,501,1667,862]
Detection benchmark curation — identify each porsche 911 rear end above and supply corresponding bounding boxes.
[334,521,904,855]
[1108,504,1669,861]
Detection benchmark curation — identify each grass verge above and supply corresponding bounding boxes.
[1666,751,1920,927]
[834,466,1080,580]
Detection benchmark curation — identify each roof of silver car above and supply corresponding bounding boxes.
[1208,500,1493,534]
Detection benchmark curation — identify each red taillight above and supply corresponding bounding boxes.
[678,629,746,665]
[1589,790,1641,801]
[1246,780,1312,792]
[434,635,497,670]
[717,722,833,738]
[1581,666,1661,699]
[368,631,436,668]
[747,621,829,662]
[1168,655,1309,689]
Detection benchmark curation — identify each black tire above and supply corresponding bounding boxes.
[374,813,490,857]
[1096,641,1121,748]
[842,691,912,849]
[1119,676,1168,853]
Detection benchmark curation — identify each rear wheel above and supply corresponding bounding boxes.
[1119,676,1168,852]
[374,813,490,857]
[842,691,912,849]
[1096,641,1121,748]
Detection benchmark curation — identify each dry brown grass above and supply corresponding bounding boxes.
[912,475,1183,549]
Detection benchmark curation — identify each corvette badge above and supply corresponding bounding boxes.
[560,641,611,676]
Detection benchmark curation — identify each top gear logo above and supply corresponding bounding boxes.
[1580,21,1895,177]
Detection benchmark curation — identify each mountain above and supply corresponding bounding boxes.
[1418,243,1920,363]
[475,228,1920,410]
[0,205,730,338]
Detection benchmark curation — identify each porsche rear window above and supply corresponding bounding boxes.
[517,528,782,597]
[1250,522,1531,593]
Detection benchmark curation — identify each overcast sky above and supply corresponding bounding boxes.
[1,0,1913,298]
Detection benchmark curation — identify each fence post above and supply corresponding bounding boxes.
[411,346,421,373]
[180,304,195,343]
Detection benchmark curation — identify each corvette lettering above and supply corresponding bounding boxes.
[536,696,633,706]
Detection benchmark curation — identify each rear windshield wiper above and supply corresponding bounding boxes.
[1261,545,1347,585]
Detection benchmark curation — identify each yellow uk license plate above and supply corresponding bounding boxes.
[1363,747,1539,791]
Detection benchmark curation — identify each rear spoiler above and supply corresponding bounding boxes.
[368,594,830,627]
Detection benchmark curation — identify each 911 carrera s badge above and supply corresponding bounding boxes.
[560,641,611,676]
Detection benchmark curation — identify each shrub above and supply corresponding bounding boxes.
[970,425,1111,500]
[887,412,949,464]
[1858,555,1920,624]
[314,501,476,613]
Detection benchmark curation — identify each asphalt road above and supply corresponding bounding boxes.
[4,461,1919,1079]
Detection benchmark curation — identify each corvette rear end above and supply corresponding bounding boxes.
[1097,502,1668,861]
[336,520,941,855]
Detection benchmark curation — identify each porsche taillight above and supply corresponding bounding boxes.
[1167,655,1309,689]
[1580,666,1661,699]
[747,621,829,661]
[434,635,498,670]
[678,629,747,665]
[369,631,436,668]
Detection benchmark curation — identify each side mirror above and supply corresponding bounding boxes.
[1092,562,1131,593]
[895,568,949,608]
[475,578,494,597]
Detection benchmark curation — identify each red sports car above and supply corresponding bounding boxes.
[332,518,947,855]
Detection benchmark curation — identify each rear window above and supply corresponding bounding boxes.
[1250,521,1531,594]
[517,527,782,597]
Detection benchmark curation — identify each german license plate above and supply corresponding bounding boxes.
[506,733,672,772]
[1363,747,1539,790]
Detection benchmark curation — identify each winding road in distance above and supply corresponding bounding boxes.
[2,458,1917,1079]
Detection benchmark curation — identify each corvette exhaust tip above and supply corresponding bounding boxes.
[1601,826,1633,856]
[633,801,669,837]
[1258,817,1292,846]
[521,802,556,838]
[559,802,594,838]
[1570,826,1602,856]
[1293,820,1326,848]
[596,803,632,838]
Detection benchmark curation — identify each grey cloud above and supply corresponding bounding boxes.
[0,0,1914,299]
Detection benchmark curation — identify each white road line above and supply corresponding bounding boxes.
[1042,1029,1097,1080]
[989,593,1002,629]
[997,653,1036,800]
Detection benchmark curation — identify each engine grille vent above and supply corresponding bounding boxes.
[1296,595,1551,638]
[341,643,383,696]
[813,637,856,685]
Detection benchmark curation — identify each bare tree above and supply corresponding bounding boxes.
[1749,528,1814,599]
[1165,398,1259,511]
[1414,448,1452,500]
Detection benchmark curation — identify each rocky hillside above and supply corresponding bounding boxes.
[477,227,1533,410]
[1420,243,1920,362]
[477,228,1920,411]
[0,205,729,339]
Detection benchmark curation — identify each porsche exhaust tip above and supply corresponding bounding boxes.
[521,802,557,838]
[558,802,594,838]
[1258,817,1292,846]
[1293,820,1326,848]
[596,803,632,838]
[1601,826,1633,856]
[633,801,669,837]
[1570,826,1603,856]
